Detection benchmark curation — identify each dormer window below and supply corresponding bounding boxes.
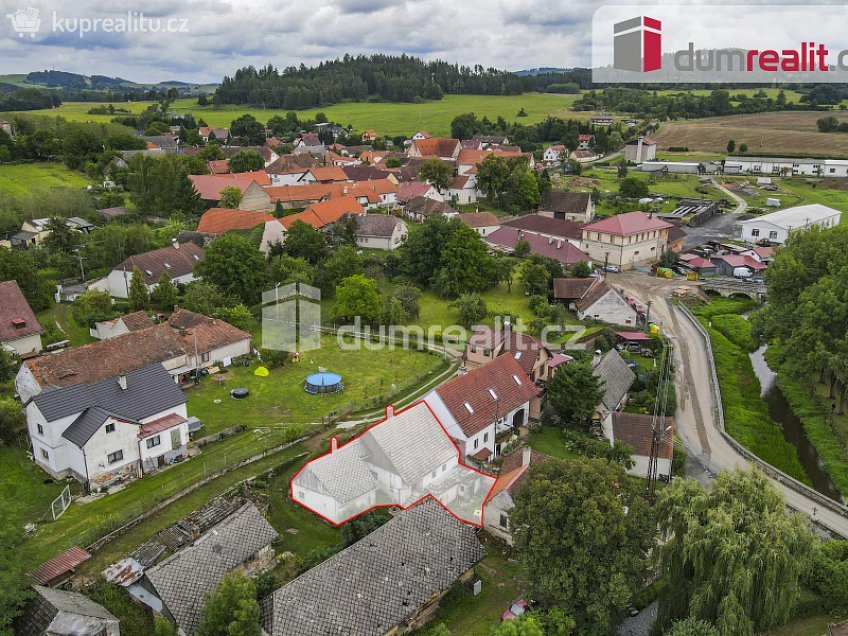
[144,269,153,277]
[11,318,26,329]
[488,389,498,400]
[164,263,172,269]
[512,374,522,385]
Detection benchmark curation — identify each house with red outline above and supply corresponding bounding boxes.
[290,401,496,527]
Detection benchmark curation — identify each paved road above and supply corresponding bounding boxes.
[613,273,848,538]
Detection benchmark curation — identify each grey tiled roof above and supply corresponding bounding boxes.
[145,503,278,636]
[15,586,117,636]
[355,213,402,238]
[299,442,379,504]
[593,350,636,411]
[31,364,186,447]
[261,499,485,636]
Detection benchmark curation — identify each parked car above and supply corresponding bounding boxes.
[501,599,530,621]
[604,264,620,273]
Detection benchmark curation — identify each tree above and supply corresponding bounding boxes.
[228,150,264,173]
[128,267,150,311]
[726,139,736,153]
[495,257,516,292]
[229,114,264,145]
[323,245,364,288]
[512,458,654,635]
[0,396,24,444]
[195,234,268,305]
[394,283,422,319]
[451,293,487,327]
[398,215,455,286]
[182,280,236,315]
[150,272,178,310]
[514,238,531,259]
[521,261,550,296]
[619,176,649,199]
[219,185,243,209]
[546,363,604,425]
[330,214,358,247]
[490,616,545,636]
[154,617,177,636]
[43,217,79,254]
[418,158,453,192]
[0,250,52,311]
[215,304,254,332]
[334,275,383,324]
[655,468,813,636]
[570,261,591,278]
[196,571,261,636]
[664,618,720,636]
[617,159,628,177]
[803,539,848,609]
[433,223,496,298]
[817,116,841,133]
[539,168,552,194]
[738,142,748,153]
[71,290,115,327]
[268,254,314,286]
[283,220,327,264]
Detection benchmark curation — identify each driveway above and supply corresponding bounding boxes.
[681,178,747,250]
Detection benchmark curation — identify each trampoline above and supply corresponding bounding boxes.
[304,372,344,394]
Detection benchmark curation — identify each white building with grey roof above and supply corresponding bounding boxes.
[291,403,495,526]
[15,585,120,636]
[137,503,278,636]
[354,213,408,250]
[591,350,637,421]
[25,363,188,487]
[261,499,486,636]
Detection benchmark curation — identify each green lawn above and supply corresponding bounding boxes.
[0,163,92,197]
[186,335,447,433]
[770,612,845,636]
[0,446,64,531]
[723,176,848,214]
[27,425,303,565]
[655,88,804,103]
[527,426,580,461]
[8,93,580,137]
[415,539,530,636]
[36,303,95,348]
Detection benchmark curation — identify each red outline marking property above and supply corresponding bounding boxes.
[290,401,498,528]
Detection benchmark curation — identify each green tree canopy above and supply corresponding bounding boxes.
[546,363,605,425]
[194,234,267,305]
[0,249,52,311]
[283,220,327,264]
[71,289,115,327]
[219,185,243,210]
[196,571,261,636]
[128,266,150,311]
[433,223,496,298]
[451,293,488,328]
[664,618,720,636]
[512,457,654,635]
[322,245,364,289]
[334,274,383,324]
[520,260,550,296]
[150,272,178,310]
[418,158,453,192]
[228,150,264,173]
[489,615,545,636]
[618,176,649,199]
[655,467,813,636]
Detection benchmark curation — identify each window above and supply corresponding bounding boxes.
[40,448,49,460]
[37,423,44,435]
[107,450,124,464]
[470,345,477,353]
[146,435,161,449]
[751,229,760,237]
[442,464,447,473]
[200,352,210,363]
[474,438,479,449]
[500,513,509,529]
[484,432,489,443]
[769,231,778,239]
[105,423,115,433]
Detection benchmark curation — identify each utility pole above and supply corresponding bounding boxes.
[644,300,653,333]
[646,342,673,501]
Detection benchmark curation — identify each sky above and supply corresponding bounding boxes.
[0,0,597,84]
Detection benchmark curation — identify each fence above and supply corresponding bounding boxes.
[51,485,72,520]
[675,302,848,528]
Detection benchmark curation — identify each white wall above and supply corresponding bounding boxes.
[577,291,638,327]
[2,332,42,357]
[260,221,286,254]
[483,491,515,545]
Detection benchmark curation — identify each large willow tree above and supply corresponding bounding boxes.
[654,468,812,636]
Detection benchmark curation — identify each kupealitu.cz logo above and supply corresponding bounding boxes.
[6,6,189,39]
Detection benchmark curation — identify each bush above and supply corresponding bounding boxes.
[711,314,756,353]
[88,582,154,636]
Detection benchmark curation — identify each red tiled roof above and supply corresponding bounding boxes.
[611,412,673,459]
[711,254,767,270]
[279,196,365,230]
[396,181,433,203]
[686,257,715,269]
[120,311,155,333]
[266,154,319,175]
[197,208,275,235]
[582,211,673,236]
[189,175,255,201]
[264,183,341,204]
[208,160,230,174]
[485,227,590,266]
[139,412,188,439]
[552,277,596,300]
[457,148,525,166]
[30,547,91,585]
[308,166,349,182]
[458,212,500,229]
[412,138,460,158]
[228,171,271,186]
[435,355,539,437]
[0,280,43,342]
[503,214,583,240]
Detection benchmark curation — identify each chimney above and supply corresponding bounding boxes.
[330,437,338,453]
[522,445,531,467]
[636,136,644,163]
[385,405,395,419]
[556,240,562,249]
[172,238,180,249]
[118,374,127,390]
[503,319,511,335]
[548,237,553,245]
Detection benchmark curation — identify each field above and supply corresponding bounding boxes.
[0,162,92,196]
[653,111,848,156]
[4,93,582,137]
[655,88,805,103]
[722,176,848,213]
[186,335,447,433]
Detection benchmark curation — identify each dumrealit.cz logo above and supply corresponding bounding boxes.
[613,16,662,73]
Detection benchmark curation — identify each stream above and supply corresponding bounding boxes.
[749,345,842,501]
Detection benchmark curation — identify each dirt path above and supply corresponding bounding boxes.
[613,272,848,538]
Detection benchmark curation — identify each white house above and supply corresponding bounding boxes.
[739,204,842,245]
[100,242,204,299]
[448,174,478,204]
[26,364,189,486]
[602,411,673,480]
[723,156,823,176]
[354,214,408,250]
[574,279,640,327]
[0,280,43,358]
[458,212,500,237]
[424,354,539,462]
[543,144,567,163]
[90,310,155,340]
